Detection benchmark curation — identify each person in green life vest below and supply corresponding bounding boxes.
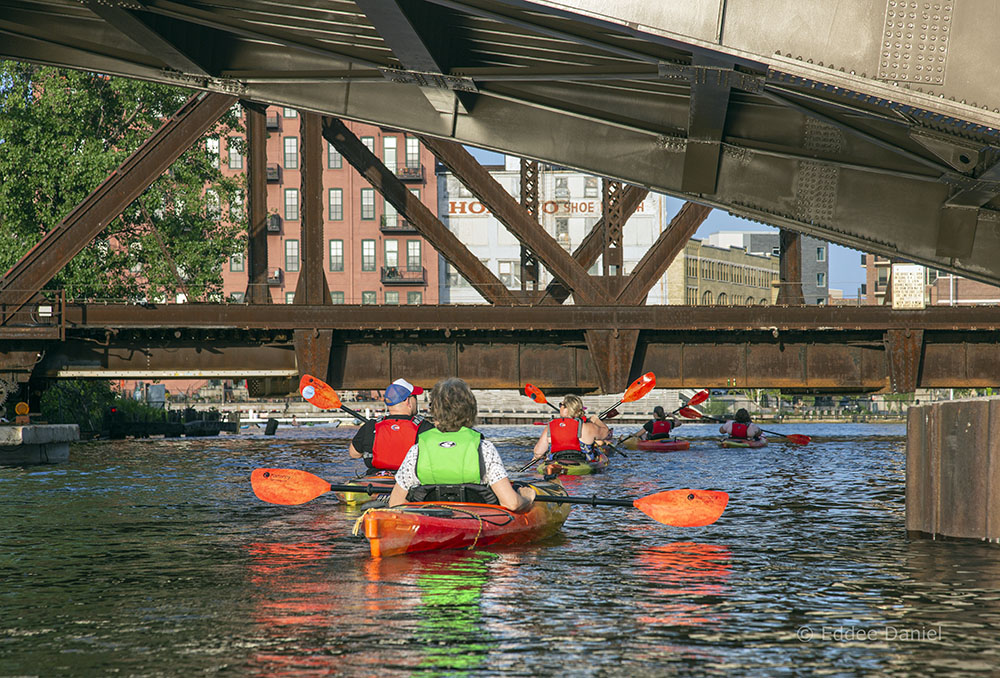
[388,378,536,512]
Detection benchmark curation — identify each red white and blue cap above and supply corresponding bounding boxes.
[384,378,424,406]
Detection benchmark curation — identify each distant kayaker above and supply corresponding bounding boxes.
[531,394,610,464]
[388,378,536,512]
[639,405,681,441]
[349,378,434,472]
[719,408,763,440]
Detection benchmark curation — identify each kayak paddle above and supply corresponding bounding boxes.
[523,383,559,412]
[599,372,656,418]
[300,374,373,424]
[251,468,728,527]
[678,409,812,445]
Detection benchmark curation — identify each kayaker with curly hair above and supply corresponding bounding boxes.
[530,393,610,464]
[639,405,681,441]
[719,408,762,440]
[388,378,536,512]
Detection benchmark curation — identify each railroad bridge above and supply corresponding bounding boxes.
[2,0,1000,396]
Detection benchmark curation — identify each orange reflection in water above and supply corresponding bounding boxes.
[634,541,733,627]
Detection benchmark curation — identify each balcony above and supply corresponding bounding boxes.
[380,214,419,234]
[266,163,282,183]
[395,164,424,182]
[381,266,427,286]
[267,268,283,286]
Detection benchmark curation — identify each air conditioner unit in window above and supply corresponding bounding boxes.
[266,214,282,232]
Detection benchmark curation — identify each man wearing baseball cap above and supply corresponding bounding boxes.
[349,378,434,472]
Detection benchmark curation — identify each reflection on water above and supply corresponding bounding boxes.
[3,423,1000,676]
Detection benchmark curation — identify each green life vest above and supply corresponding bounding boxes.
[415,427,483,485]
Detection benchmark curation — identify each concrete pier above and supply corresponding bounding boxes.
[0,425,79,465]
[906,397,1000,541]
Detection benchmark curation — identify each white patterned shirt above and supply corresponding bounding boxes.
[394,437,508,491]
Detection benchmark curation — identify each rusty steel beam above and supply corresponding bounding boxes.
[294,328,333,382]
[0,92,237,322]
[418,135,612,305]
[50,302,1000,332]
[243,100,271,304]
[321,118,519,306]
[583,329,640,393]
[294,112,332,305]
[776,230,805,305]
[884,328,924,394]
[519,159,539,292]
[616,202,712,306]
[540,185,649,305]
[682,56,734,194]
[601,180,625,276]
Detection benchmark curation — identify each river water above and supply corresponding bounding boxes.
[2,422,999,676]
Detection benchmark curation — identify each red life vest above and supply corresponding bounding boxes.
[730,422,749,439]
[651,420,673,436]
[549,417,582,453]
[372,417,420,470]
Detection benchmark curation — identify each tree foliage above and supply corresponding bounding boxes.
[0,62,246,301]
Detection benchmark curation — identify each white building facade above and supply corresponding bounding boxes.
[437,157,673,303]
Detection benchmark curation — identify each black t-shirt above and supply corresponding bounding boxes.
[351,414,435,455]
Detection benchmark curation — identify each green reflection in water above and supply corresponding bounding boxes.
[415,551,498,675]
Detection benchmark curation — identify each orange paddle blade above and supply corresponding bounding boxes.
[634,489,729,527]
[622,372,656,403]
[251,468,332,505]
[687,390,710,407]
[524,383,548,404]
[678,407,703,419]
[783,433,812,445]
[299,374,342,410]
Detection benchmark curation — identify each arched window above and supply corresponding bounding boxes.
[717,292,728,304]
[702,290,713,305]
[746,296,755,305]
[760,297,769,306]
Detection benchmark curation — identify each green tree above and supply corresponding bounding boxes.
[0,62,246,301]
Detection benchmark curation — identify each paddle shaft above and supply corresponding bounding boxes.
[338,404,373,425]
[326,483,632,509]
[694,413,790,440]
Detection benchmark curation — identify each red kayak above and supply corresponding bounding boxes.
[361,479,570,558]
[625,438,691,452]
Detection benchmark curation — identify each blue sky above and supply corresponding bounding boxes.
[466,147,867,298]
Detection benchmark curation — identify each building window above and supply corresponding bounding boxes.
[405,137,420,167]
[231,291,245,303]
[406,240,421,271]
[385,291,399,305]
[584,176,599,197]
[383,136,397,171]
[498,260,521,288]
[283,107,297,118]
[717,292,728,304]
[285,239,300,272]
[817,298,826,305]
[227,137,243,169]
[330,291,345,304]
[329,239,343,272]
[554,176,569,198]
[361,291,376,305]
[206,137,219,169]
[327,143,342,169]
[284,189,299,220]
[283,137,298,169]
[384,199,397,226]
[361,136,375,154]
[555,217,569,243]
[361,188,375,220]
[816,246,826,262]
[328,188,343,220]
[230,253,244,272]
[702,290,713,304]
[285,292,295,304]
[361,239,376,271]
[407,291,422,305]
[817,272,826,287]
[384,239,399,269]
[229,189,244,221]
[205,190,221,220]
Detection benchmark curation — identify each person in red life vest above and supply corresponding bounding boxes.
[639,405,681,441]
[388,377,535,511]
[719,408,763,440]
[349,378,435,472]
[531,393,610,463]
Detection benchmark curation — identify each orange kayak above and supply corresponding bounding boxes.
[362,479,570,558]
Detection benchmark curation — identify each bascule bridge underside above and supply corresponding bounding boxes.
[2,0,1000,393]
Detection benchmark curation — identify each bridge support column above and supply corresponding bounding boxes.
[907,397,1000,541]
[584,329,639,394]
[294,329,333,383]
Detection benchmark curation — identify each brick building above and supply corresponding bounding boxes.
[218,108,439,305]
[863,255,1000,305]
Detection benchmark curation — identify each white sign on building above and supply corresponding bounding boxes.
[891,263,926,309]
